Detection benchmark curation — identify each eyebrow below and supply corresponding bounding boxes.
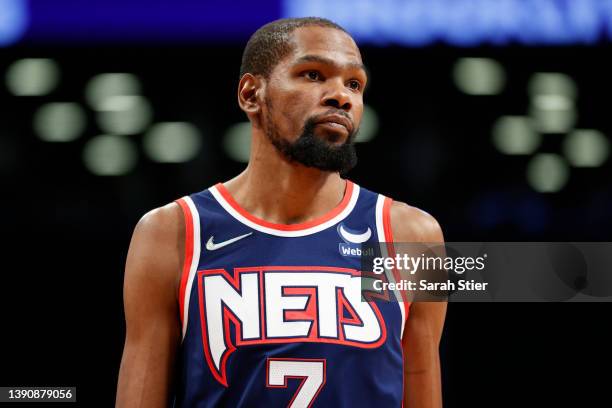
[293,54,367,74]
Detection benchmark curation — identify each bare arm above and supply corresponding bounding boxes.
[390,202,447,408]
[116,203,184,408]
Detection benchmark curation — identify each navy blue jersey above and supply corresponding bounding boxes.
[173,180,409,408]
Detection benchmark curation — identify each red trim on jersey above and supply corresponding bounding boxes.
[382,197,411,312]
[400,343,406,408]
[382,196,409,408]
[214,180,354,231]
[175,198,194,327]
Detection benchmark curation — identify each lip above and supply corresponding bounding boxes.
[315,115,353,134]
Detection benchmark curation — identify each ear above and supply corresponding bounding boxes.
[237,73,264,116]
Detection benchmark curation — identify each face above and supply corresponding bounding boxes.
[260,26,368,173]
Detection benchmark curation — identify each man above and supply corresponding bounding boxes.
[116,17,446,408]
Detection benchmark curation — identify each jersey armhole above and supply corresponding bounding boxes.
[175,197,201,339]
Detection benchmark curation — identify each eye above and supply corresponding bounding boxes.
[305,70,321,81]
[348,80,361,91]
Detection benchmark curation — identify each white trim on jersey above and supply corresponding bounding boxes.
[182,196,201,340]
[375,194,407,339]
[208,184,361,237]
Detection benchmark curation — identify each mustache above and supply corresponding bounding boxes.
[304,110,356,140]
[310,109,353,125]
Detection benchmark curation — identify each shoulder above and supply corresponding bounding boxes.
[134,201,184,241]
[125,202,185,298]
[388,200,444,243]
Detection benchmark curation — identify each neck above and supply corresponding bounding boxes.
[223,132,347,225]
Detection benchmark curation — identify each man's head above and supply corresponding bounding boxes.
[238,17,367,174]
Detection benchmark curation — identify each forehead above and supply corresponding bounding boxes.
[287,26,363,65]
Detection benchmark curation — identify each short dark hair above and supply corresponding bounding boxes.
[239,17,348,79]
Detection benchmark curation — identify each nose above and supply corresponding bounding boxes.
[321,79,352,111]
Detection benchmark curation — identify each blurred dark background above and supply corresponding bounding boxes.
[1,0,611,406]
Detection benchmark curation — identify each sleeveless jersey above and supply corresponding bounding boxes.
[173,180,409,408]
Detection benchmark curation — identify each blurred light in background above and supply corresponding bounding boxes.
[96,95,152,135]
[33,102,86,142]
[223,122,251,163]
[0,0,28,46]
[85,73,141,110]
[526,153,569,193]
[354,105,379,142]
[83,135,138,176]
[532,94,573,111]
[492,116,541,155]
[563,129,610,168]
[143,122,202,163]
[453,58,505,95]
[5,58,59,96]
[528,73,577,99]
[528,73,577,133]
[529,94,576,133]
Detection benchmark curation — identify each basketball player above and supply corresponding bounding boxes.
[116,17,446,408]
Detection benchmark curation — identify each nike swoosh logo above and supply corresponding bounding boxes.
[338,224,372,244]
[206,232,253,251]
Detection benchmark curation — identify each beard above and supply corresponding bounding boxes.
[263,108,358,175]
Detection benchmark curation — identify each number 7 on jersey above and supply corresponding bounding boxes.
[266,358,327,408]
